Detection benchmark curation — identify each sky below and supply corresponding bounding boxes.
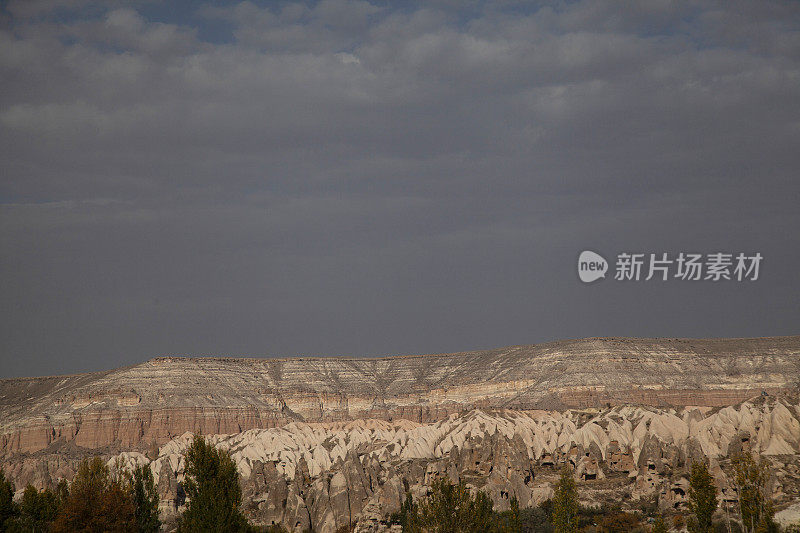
[1,0,799,378]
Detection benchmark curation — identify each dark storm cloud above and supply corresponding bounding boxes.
[1,0,799,377]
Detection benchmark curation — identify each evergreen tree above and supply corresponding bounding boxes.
[392,478,514,533]
[391,490,423,533]
[652,513,668,533]
[0,469,17,529]
[688,461,718,533]
[178,434,250,532]
[552,467,578,533]
[51,457,136,533]
[417,477,494,533]
[508,496,521,533]
[732,452,776,533]
[15,484,61,532]
[130,464,161,533]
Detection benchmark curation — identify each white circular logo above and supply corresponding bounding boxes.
[578,251,608,283]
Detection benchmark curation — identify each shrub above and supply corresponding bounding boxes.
[519,500,553,533]
[595,511,644,532]
[652,513,667,533]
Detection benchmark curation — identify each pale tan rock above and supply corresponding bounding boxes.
[3,336,800,531]
[775,501,800,528]
[3,336,798,459]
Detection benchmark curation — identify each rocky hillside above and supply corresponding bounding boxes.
[9,396,800,532]
[2,335,800,531]
[1,336,798,459]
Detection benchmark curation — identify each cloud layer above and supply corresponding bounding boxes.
[2,0,799,377]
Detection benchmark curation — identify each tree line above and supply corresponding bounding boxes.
[0,457,159,532]
[0,435,271,533]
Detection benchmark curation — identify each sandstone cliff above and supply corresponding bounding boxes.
[23,395,800,532]
[1,336,798,459]
[3,335,800,531]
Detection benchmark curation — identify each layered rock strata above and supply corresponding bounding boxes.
[1,336,798,459]
[9,395,796,532]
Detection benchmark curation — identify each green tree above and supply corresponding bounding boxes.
[490,495,522,533]
[652,513,668,533]
[507,496,521,533]
[178,434,250,532]
[391,478,511,533]
[14,484,61,532]
[688,461,718,533]
[417,477,494,532]
[51,457,136,533]
[129,464,161,533]
[731,452,776,533]
[0,469,17,528]
[552,467,578,533]
[391,490,423,533]
[519,500,553,533]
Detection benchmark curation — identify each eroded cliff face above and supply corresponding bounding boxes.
[2,335,800,532]
[1,336,798,459]
[10,396,800,533]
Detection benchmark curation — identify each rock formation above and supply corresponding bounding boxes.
[28,396,798,532]
[1,336,798,459]
[1,335,800,531]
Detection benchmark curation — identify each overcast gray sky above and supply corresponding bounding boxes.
[1,0,799,378]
